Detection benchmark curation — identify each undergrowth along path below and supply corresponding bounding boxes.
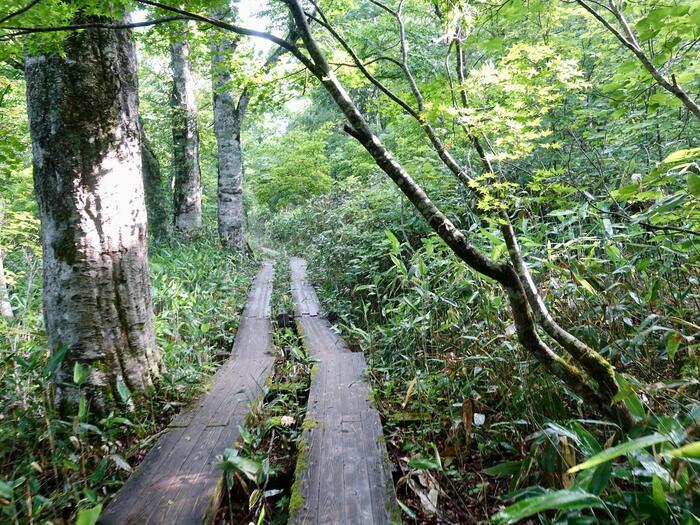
[289,258,399,525]
[100,261,276,525]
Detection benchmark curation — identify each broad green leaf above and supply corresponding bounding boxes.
[665,331,683,358]
[44,342,69,377]
[231,457,260,481]
[664,441,700,458]
[588,461,611,495]
[614,373,645,419]
[663,148,699,164]
[688,172,700,198]
[73,362,89,386]
[408,457,441,470]
[652,475,668,516]
[219,448,260,482]
[76,504,103,525]
[492,489,604,524]
[483,460,523,476]
[384,230,400,255]
[567,434,668,474]
[116,378,130,403]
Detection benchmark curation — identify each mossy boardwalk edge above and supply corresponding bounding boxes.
[288,258,400,525]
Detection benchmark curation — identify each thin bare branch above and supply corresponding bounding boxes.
[0,16,189,39]
[0,0,41,25]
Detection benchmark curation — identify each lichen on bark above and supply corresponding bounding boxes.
[24,14,160,415]
[211,31,247,253]
[170,34,202,235]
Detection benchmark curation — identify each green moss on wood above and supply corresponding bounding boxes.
[301,418,317,431]
[288,478,304,518]
[288,437,309,519]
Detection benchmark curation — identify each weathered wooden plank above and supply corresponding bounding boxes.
[289,258,398,525]
[317,355,344,525]
[340,355,373,524]
[100,261,275,525]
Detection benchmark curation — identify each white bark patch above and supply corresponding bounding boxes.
[171,37,202,233]
[25,18,159,414]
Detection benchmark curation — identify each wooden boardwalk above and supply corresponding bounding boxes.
[100,261,275,525]
[289,258,398,525]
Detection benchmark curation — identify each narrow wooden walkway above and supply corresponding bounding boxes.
[100,261,275,525]
[289,258,398,525]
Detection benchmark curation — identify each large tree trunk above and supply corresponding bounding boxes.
[141,126,169,242]
[24,16,160,415]
[0,248,13,320]
[170,38,202,234]
[211,38,248,253]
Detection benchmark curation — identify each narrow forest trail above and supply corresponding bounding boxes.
[288,258,399,524]
[100,262,275,525]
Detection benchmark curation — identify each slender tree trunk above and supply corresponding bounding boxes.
[170,37,202,234]
[0,248,13,320]
[141,125,169,241]
[24,15,160,415]
[211,37,248,253]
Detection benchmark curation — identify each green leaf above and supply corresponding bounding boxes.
[483,460,523,476]
[238,425,253,445]
[652,475,668,516]
[384,230,400,255]
[44,342,69,377]
[76,504,103,525]
[73,362,89,386]
[613,373,645,419]
[664,441,700,458]
[665,331,683,358]
[492,490,604,524]
[567,433,668,474]
[688,172,700,198]
[663,148,699,164]
[116,378,130,403]
[569,421,602,456]
[588,461,611,495]
[79,395,88,419]
[578,278,597,296]
[397,499,417,519]
[219,448,260,481]
[407,457,440,470]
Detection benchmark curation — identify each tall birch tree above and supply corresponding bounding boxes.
[24,13,160,414]
[171,32,202,234]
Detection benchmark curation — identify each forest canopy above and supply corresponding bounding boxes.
[0,0,698,523]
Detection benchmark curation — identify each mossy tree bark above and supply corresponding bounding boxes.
[170,35,202,234]
[209,3,295,253]
[141,125,169,242]
[24,15,160,415]
[211,34,248,253]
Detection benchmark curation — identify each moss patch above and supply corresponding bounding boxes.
[301,418,317,431]
[288,438,310,518]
